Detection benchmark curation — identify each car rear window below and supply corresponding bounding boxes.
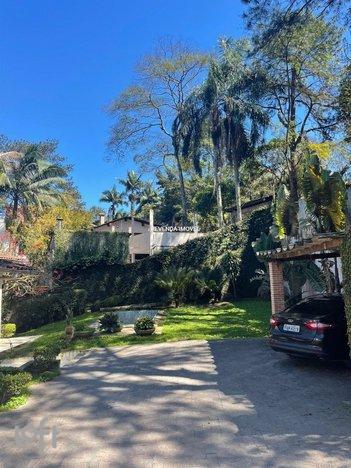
[286,297,344,317]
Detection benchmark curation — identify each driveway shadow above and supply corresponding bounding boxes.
[0,339,350,467]
[209,338,351,466]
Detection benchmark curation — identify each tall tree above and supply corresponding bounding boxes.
[99,186,126,219]
[119,170,142,216]
[107,38,208,223]
[181,39,268,224]
[252,12,342,235]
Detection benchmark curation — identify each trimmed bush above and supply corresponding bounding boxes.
[134,316,155,335]
[7,288,88,333]
[99,312,121,333]
[54,231,129,269]
[100,295,121,308]
[33,342,62,373]
[0,372,32,404]
[134,316,155,330]
[1,323,16,338]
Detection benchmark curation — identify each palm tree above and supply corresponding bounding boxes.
[155,267,196,307]
[0,145,67,221]
[204,40,268,222]
[119,170,142,216]
[100,186,126,219]
[181,40,268,225]
[138,182,161,211]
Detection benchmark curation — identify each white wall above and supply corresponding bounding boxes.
[151,232,204,254]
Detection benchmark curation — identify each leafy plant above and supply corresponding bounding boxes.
[32,342,62,373]
[1,323,16,338]
[99,312,121,333]
[134,316,155,334]
[0,371,32,405]
[196,268,224,303]
[301,152,346,233]
[155,267,196,307]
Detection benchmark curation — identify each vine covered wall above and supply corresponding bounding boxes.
[341,232,351,356]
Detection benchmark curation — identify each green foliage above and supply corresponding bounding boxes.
[54,231,129,270]
[236,208,273,297]
[91,300,101,312]
[301,152,346,232]
[195,267,224,303]
[100,295,121,308]
[339,63,351,141]
[32,342,61,373]
[1,323,16,338]
[7,288,88,333]
[100,186,126,219]
[155,267,196,307]
[0,143,68,223]
[341,234,351,356]
[99,312,121,333]
[134,316,155,331]
[0,371,32,404]
[66,222,247,306]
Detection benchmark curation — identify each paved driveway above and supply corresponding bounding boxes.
[1,339,351,467]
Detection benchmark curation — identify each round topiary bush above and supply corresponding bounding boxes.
[99,312,121,333]
[134,316,155,336]
[1,323,16,338]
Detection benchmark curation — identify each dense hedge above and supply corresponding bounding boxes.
[236,208,273,298]
[6,209,271,332]
[6,288,88,333]
[67,209,270,304]
[341,232,351,356]
[54,231,129,269]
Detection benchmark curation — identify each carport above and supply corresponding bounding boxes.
[256,233,343,315]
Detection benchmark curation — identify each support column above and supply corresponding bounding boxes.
[268,261,285,315]
[149,208,154,256]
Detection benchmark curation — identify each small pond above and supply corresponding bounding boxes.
[115,309,160,325]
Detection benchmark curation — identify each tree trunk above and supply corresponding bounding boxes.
[173,135,188,223]
[213,152,224,228]
[12,195,19,220]
[287,66,299,236]
[232,163,242,223]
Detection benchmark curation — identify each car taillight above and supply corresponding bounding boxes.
[305,320,333,331]
[270,317,280,327]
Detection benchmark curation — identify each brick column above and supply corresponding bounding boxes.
[268,261,285,314]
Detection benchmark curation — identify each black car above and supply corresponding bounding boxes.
[269,294,349,360]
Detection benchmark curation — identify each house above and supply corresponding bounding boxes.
[226,195,273,219]
[93,211,204,262]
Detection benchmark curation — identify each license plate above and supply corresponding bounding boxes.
[283,324,300,333]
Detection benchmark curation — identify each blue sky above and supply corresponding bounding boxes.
[0,0,245,208]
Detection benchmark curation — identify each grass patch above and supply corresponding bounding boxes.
[0,391,30,412]
[0,299,271,359]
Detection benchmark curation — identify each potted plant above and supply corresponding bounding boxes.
[65,308,75,339]
[99,312,121,333]
[134,316,155,336]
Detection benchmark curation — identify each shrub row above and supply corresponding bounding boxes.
[6,288,88,333]
[69,208,272,306]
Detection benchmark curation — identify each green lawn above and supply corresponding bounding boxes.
[0,299,271,360]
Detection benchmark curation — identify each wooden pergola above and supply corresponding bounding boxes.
[256,234,344,315]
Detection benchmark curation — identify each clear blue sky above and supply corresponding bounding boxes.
[0,0,245,208]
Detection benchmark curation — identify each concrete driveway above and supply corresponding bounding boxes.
[0,338,351,467]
